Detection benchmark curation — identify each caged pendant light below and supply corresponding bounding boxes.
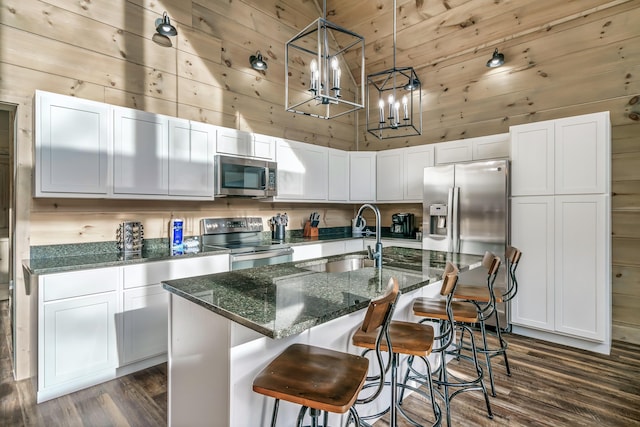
[366,0,422,139]
[285,0,365,119]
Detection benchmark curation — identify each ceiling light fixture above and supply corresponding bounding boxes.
[366,0,422,139]
[285,0,365,119]
[155,11,177,37]
[486,48,505,68]
[250,51,268,71]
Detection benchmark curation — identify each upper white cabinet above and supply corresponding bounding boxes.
[168,119,215,198]
[435,133,509,165]
[35,91,111,197]
[377,145,434,202]
[349,152,376,202]
[328,148,349,202]
[275,139,328,201]
[554,113,609,195]
[113,107,169,196]
[216,128,275,160]
[511,112,609,196]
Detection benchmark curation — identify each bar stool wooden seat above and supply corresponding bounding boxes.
[352,281,447,426]
[404,262,493,426]
[252,278,400,427]
[451,251,505,397]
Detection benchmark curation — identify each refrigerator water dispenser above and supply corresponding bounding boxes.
[429,204,447,236]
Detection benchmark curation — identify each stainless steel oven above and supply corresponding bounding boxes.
[214,155,277,198]
[200,217,292,270]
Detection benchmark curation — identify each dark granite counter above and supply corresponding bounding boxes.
[22,229,419,276]
[162,247,483,339]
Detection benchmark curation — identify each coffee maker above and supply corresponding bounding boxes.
[391,213,415,237]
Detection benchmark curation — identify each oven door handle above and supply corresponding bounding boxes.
[231,247,293,262]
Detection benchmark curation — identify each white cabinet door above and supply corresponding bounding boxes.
[510,196,555,332]
[555,112,609,195]
[291,243,323,262]
[276,140,327,201]
[404,145,434,201]
[435,139,472,165]
[168,119,215,198]
[472,133,509,160]
[376,149,403,201]
[510,121,555,196]
[35,91,110,196]
[42,291,118,389]
[349,152,376,202]
[253,133,276,160]
[113,107,169,195]
[328,148,349,202]
[122,284,169,364]
[216,128,253,157]
[554,195,608,341]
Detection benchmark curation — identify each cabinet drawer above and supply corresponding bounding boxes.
[123,255,230,288]
[42,267,119,302]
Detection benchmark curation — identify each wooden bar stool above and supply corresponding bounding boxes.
[252,278,400,427]
[451,251,503,397]
[404,262,492,426]
[352,280,444,426]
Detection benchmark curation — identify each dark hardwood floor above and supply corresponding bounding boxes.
[2,299,639,426]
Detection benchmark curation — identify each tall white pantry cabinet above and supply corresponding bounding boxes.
[510,111,611,354]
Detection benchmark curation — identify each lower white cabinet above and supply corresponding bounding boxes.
[511,195,610,352]
[122,284,169,364]
[38,267,120,402]
[36,254,230,402]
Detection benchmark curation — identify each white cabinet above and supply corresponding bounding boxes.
[36,253,230,402]
[216,127,252,157]
[349,152,376,202]
[276,139,328,201]
[511,195,609,343]
[216,128,275,160]
[38,267,120,402]
[511,112,609,196]
[435,133,509,165]
[113,107,169,196]
[35,91,111,196]
[435,139,472,164]
[554,195,608,341]
[122,284,169,364]
[168,119,215,198]
[510,196,555,331]
[376,150,403,202]
[510,111,611,353]
[328,148,349,202]
[377,145,434,202]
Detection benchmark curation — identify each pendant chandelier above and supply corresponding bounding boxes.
[285,0,365,119]
[366,0,422,139]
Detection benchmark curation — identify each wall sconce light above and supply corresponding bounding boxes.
[249,51,267,71]
[486,48,505,68]
[155,11,177,37]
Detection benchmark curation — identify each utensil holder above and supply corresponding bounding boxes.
[303,221,318,238]
[272,224,286,241]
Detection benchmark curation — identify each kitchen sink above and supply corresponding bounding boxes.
[297,256,377,273]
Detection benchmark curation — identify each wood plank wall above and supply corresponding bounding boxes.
[0,0,639,380]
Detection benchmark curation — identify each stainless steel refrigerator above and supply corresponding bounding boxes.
[422,159,510,328]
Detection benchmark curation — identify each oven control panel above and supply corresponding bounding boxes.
[200,217,263,235]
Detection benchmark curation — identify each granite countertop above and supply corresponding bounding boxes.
[162,247,483,340]
[22,229,419,276]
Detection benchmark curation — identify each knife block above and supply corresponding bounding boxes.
[303,221,318,238]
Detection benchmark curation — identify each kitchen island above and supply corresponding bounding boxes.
[162,247,483,427]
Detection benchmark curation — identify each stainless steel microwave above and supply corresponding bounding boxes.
[214,155,277,197]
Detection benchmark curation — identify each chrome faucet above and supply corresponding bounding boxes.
[356,203,383,268]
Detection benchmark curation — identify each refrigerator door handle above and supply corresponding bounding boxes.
[447,187,454,252]
[452,186,460,253]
